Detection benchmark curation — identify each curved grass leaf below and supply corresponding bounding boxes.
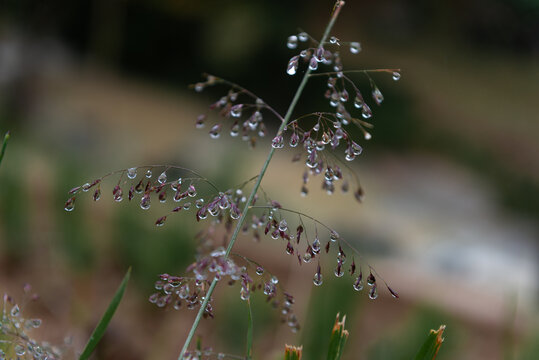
[0,131,11,169]
[414,325,446,360]
[79,267,131,360]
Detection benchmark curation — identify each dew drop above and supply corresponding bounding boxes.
[14,344,25,356]
[329,36,339,44]
[361,104,372,119]
[353,276,364,291]
[187,185,197,197]
[308,56,318,71]
[349,42,361,54]
[367,272,376,286]
[287,35,298,49]
[334,265,344,277]
[82,182,91,192]
[240,286,250,301]
[196,114,206,128]
[271,135,284,149]
[140,194,151,210]
[255,266,264,275]
[329,230,339,242]
[303,251,312,263]
[312,237,321,253]
[194,82,204,92]
[372,87,384,105]
[64,197,75,212]
[230,206,241,220]
[278,219,288,232]
[113,187,123,202]
[155,216,167,226]
[230,104,243,118]
[354,95,364,109]
[369,285,378,300]
[210,124,222,139]
[10,304,20,317]
[289,133,299,147]
[298,32,308,42]
[183,202,191,210]
[230,122,240,137]
[314,47,325,62]
[158,172,167,184]
[271,275,279,284]
[127,167,137,179]
[285,241,294,255]
[392,71,401,81]
[195,198,204,208]
[145,169,152,178]
[313,272,323,286]
[287,56,299,76]
[93,187,101,201]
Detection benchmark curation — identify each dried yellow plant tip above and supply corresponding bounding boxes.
[431,325,446,358]
[332,313,348,336]
[284,345,303,360]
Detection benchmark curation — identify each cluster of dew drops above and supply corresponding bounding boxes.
[250,202,398,300]
[64,166,247,228]
[1,285,63,360]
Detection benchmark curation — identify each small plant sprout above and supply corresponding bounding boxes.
[65,1,402,358]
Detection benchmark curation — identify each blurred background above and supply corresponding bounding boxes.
[0,0,538,359]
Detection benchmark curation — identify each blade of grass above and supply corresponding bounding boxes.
[79,267,131,360]
[326,313,349,360]
[414,325,446,360]
[0,131,11,169]
[246,299,253,360]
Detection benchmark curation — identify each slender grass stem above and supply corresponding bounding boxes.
[178,2,346,358]
[308,68,401,77]
[0,131,11,169]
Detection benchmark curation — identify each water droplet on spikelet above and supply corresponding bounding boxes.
[140,194,151,210]
[309,57,318,70]
[349,42,361,54]
[158,172,167,184]
[287,35,298,49]
[313,272,323,286]
[287,56,299,75]
[372,87,384,105]
[127,167,137,179]
[369,285,378,300]
[64,197,75,212]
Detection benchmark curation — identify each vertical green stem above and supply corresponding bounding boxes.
[178,2,345,358]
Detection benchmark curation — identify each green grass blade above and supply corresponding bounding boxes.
[284,345,303,360]
[414,325,446,360]
[79,267,132,360]
[326,313,349,360]
[0,131,11,169]
[246,299,253,360]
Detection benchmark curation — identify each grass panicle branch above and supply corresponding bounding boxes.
[177,2,346,358]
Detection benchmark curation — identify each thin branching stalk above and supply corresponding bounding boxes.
[178,2,346,358]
